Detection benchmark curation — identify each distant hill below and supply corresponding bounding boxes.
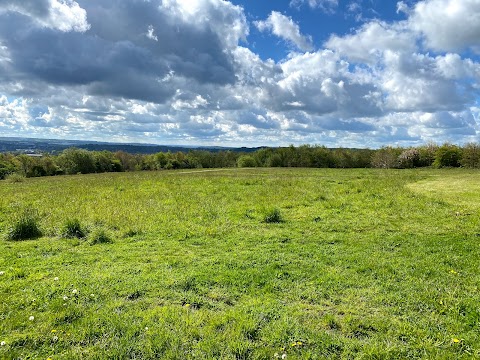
[0,137,262,154]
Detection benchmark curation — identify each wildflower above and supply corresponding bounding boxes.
[72,289,78,294]
[296,341,303,346]
[54,277,59,281]
[453,338,461,343]
[185,303,191,308]
[282,354,287,359]
[274,352,279,358]
[450,270,458,275]
[63,296,68,301]
[0,271,4,276]
[90,294,95,297]
[1,341,5,346]
[51,330,56,333]
[145,327,149,330]
[29,316,35,321]
[291,343,296,347]
[52,336,58,342]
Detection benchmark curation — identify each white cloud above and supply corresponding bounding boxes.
[290,0,338,13]
[408,0,480,52]
[0,0,90,32]
[326,21,415,64]
[255,11,313,52]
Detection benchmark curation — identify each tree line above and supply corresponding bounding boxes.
[0,143,479,180]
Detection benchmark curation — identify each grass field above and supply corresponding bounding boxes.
[0,168,479,359]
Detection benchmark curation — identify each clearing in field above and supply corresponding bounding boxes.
[0,168,479,359]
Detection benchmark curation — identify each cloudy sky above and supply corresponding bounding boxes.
[0,0,480,147]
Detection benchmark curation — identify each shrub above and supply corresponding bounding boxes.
[61,219,86,239]
[89,228,113,245]
[433,144,462,168]
[237,155,257,168]
[461,143,480,168]
[264,208,283,223]
[4,173,26,183]
[6,208,42,241]
[371,147,401,168]
[397,148,420,169]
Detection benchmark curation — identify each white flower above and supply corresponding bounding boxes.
[145,326,149,330]
[90,294,95,297]
[72,289,78,294]
[54,277,59,281]
[52,336,58,342]
[0,341,5,346]
[282,354,287,360]
[274,353,279,358]
[0,271,4,276]
[29,316,35,321]
[63,296,68,301]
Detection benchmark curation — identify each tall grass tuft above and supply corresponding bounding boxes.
[89,228,113,245]
[6,208,42,241]
[263,208,283,223]
[61,218,86,239]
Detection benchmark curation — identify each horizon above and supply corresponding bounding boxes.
[0,0,479,147]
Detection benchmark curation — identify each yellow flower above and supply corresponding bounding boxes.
[51,330,56,333]
[452,338,460,343]
[291,343,296,347]
[450,270,458,275]
[185,303,191,308]
[296,341,303,346]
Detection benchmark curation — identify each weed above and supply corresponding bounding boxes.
[5,208,42,241]
[264,208,283,223]
[89,228,113,245]
[4,173,25,183]
[61,218,86,239]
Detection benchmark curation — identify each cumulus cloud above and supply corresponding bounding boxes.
[408,0,480,52]
[255,11,313,52]
[0,0,479,147]
[0,0,90,32]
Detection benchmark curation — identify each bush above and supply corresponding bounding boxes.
[433,144,462,168]
[4,173,25,183]
[237,155,257,168]
[397,148,420,169]
[61,219,86,239]
[6,208,42,241]
[264,208,283,223]
[461,143,480,168]
[89,228,113,245]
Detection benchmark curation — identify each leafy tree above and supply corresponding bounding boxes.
[461,143,480,168]
[433,143,462,168]
[237,155,257,167]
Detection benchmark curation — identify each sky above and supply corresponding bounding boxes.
[0,0,480,148]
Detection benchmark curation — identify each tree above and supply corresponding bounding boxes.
[433,144,462,168]
[461,143,480,168]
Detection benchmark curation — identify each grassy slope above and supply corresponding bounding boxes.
[0,168,478,359]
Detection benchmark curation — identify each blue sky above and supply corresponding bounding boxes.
[0,0,479,147]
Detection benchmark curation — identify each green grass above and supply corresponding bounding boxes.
[0,168,479,359]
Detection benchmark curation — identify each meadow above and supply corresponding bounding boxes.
[0,168,479,359]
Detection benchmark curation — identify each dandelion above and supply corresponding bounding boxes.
[450,270,458,275]
[72,289,78,295]
[453,338,461,343]
[1,341,5,346]
[54,277,59,281]
[291,343,296,347]
[296,341,303,346]
[185,303,191,308]
[29,316,35,321]
[51,330,56,333]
